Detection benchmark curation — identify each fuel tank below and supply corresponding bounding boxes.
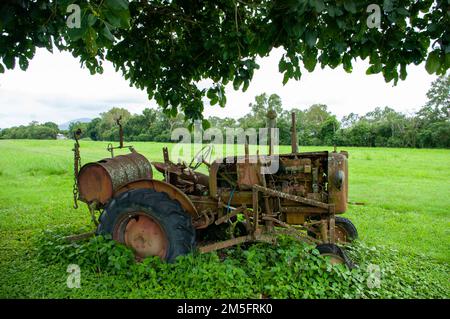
[77,152,152,205]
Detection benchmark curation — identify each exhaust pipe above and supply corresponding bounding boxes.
[266,110,277,155]
[291,112,298,153]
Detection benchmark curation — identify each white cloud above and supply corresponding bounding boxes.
[0,47,436,128]
[211,48,435,120]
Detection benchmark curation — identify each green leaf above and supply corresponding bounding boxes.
[222,50,228,60]
[427,23,438,33]
[207,88,216,99]
[310,0,325,13]
[0,63,4,73]
[169,106,177,117]
[104,10,130,29]
[327,6,336,17]
[202,119,211,130]
[219,95,227,108]
[342,54,352,73]
[210,96,218,105]
[360,46,371,60]
[396,7,409,16]
[291,23,306,38]
[336,18,346,29]
[425,51,440,74]
[3,55,15,69]
[105,0,129,11]
[293,68,302,80]
[445,44,450,54]
[116,10,131,28]
[232,78,242,90]
[19,56,28,71]
[104,0,131,28]
[305,30,317,48]
[343,0,357,14]
[101,24,115,41]
[383,0,394,12]
[105,12,122,28]
[242,80,250,92]
[382,67,396,82]
[24,46,35,59]
[282,72,290,85]
[278,59,287,73]
[67,26,85,41]
[366,64,382,75]
[399,64,407,80]
[87,14,97,27]
[303,50,317,72]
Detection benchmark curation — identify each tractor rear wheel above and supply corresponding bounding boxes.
[97,188,195,262]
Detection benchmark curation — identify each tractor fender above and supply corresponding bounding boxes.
[114,178,199,218]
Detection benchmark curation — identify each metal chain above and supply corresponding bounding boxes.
[72,130,82,209]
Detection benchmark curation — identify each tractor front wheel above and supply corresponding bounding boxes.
[97,188,195,262]
[333,217,358,243]
[316,243,354,268]
[308,216,358,244]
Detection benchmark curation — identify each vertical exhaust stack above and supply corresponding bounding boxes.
[244,136,250,163]
[116,117,124,149]
[266,109,277,156]
[291,112,298,154]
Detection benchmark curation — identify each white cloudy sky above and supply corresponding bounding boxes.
[0,47,437,128]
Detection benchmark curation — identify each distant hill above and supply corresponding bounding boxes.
[58,118,92,131]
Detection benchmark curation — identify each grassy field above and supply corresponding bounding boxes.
[0,139,449,298]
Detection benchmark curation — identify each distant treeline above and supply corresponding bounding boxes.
[1,75,448,148]
[0,122,60,140]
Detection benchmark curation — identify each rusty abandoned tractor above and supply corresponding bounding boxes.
[72,112,358,265]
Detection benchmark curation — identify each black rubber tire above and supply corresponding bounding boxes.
[97,188,195,262]
[335,217,358,242]
[316,243,355,268]
[308,216,358,243]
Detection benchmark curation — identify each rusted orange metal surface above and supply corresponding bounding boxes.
[77,152,152,204]
[114,178,199,218]
[113,212,168,260]
[328,152,349,213]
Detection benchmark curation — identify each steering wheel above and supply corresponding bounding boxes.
[189,145,213,170]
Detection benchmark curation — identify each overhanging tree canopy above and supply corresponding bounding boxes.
[1,0,448,122]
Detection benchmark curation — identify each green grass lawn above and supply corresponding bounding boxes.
[0,139,449,298]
